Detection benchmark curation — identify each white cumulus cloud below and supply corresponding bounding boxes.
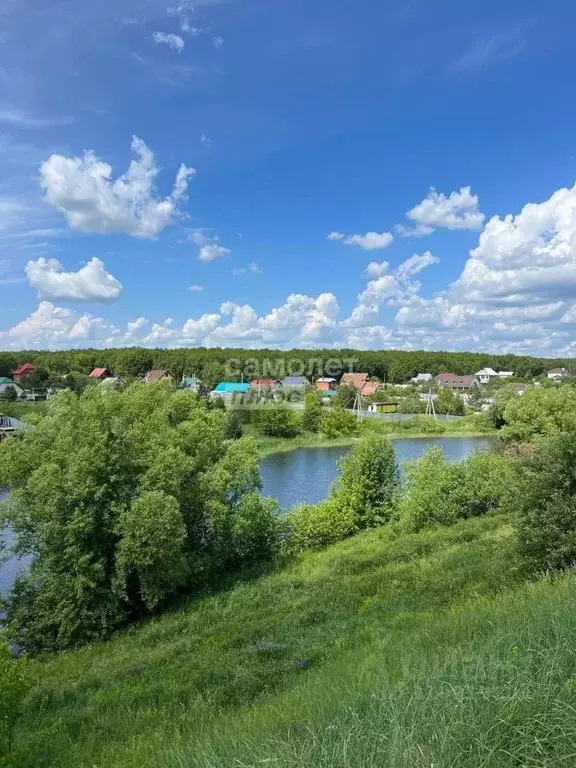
[40,136,195,239]
[199,244,230,262]
[25,257,122,301]
[404,186,484,233]
[329,230,394,250]
[153,32,185,52]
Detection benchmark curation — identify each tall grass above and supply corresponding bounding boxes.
[12,515,517,767]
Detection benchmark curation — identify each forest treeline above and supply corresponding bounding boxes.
[0,347,570,387]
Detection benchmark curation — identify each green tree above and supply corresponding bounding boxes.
[320,404,357,438]
[435,387,466,415]
[0,385,17,402]
[331,434,400,527]
[301,390,323,432]
[335,385,356,409]
[224,409,244,440]
[64,371,97,395]
[253,404,300,438]
[514,432,576,573]
[486,384,522,429]
[502,387,576,441]
[0,384,280,653]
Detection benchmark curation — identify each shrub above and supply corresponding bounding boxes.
[400,415,446,434]
[320,405,358,438]
[334,385,357,409]
[224,409,244,439]
[502,387,576,441]
[286,500,358,554]
[301,391,323,432]
[398,447,512,533]
[331,434,400,527]
[514,432,576,573]
[252,404,300,438]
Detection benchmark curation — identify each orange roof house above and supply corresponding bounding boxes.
[341,372,369,391]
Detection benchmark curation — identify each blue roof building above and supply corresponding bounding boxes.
[212,382,250,394]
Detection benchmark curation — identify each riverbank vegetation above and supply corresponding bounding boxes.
[4,383,576,765]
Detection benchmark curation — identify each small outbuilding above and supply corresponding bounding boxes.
[368,401,399,414]
[89,367,112,380]
[315,377,337,392]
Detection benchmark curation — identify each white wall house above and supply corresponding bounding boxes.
[411,373,433,384]
[547,367,569,381]
[475,368,514,385]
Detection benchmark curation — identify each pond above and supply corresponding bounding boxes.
[260,436,493,510]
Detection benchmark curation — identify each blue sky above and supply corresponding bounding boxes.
[1,0,576,354]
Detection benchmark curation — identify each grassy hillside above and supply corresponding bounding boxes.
[11,513,524,767]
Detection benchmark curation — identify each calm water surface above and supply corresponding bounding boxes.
[0,437,491,595]
[260,437,493,510]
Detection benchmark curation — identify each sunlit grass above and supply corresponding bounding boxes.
[13,514,519,767]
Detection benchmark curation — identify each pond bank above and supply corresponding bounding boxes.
[256,430,497,458]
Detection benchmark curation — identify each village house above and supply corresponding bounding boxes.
[211,382,250,398]
[434,373,479,394]
[250,379,282,390]
[144,370,174,384]
[547,367,570,381]
[12,363,36,383]
[475,368,514,385]
[340,372,381,397]
[89,367,112,380]
[281,376,309,388]
[411,373,433,384]
[315,377,337,392]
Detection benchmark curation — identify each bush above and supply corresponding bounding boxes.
[252,404,300,438]
[334,385,357,409]
[224,409,244,439]
[0,385,280,653]
[320,405,358,438]
[502,387,576,441]
[301,391,323,432]
[514,432,576,573]
[398,447,512,532]
[400,415,447,434]
[0,639,29,757]
[286,500,358,554]
[331,434,400,527]
[435,387,466,415]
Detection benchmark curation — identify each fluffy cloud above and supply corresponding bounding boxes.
[346,252,439,327]
[393,184,576,354]
[40,136,195,238]
[2,302,115,348]
[199,244,230,262]
[188,228,231,261]
[403,186,484,234]
[187,284,203,292]
[25,257,122,301]
[213,36,224,49]
[153,32,185,52]
[328,230,394,250]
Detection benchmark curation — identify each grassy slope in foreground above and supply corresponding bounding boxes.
[14,514,521,767]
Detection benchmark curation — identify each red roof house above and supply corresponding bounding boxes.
[89,367,111,380]
[250,379,281,389]
[13,363,36,383]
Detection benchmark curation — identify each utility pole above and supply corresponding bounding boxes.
[425,387,437,419]
[353,389,363,422]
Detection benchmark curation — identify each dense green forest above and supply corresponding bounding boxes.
[0,346,572,387]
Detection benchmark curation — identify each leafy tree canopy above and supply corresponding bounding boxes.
[0,383,281,653]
